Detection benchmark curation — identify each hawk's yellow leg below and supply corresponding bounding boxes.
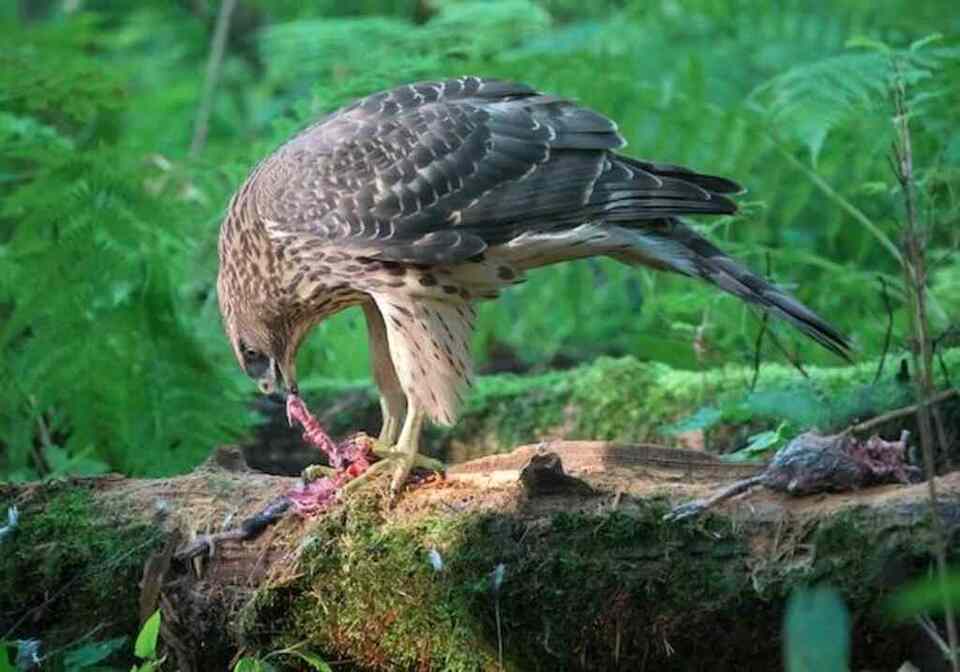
[364,301,407,447]
[378,396,403,445]
[340,406,444,497]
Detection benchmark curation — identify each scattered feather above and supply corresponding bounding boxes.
[427,548,444,572]
[15,639,42,670]
[0,506,19,543]
[492,563,506,593]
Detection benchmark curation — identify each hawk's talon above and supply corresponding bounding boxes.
[336,449,444,499]
[413,454,445,474]
[301,464,338,483]
[371,444,445,472]
[338,459,396,497]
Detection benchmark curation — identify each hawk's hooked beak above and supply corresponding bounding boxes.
[259,355,298,397]
[255,358,281,395]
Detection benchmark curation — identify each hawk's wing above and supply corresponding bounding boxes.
[251,76,740,265]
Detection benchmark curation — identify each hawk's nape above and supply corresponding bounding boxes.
[216,76,850,499]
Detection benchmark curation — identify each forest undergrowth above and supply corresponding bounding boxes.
[1,2,959,669]
[2,0,957,481]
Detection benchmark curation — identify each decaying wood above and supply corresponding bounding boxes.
[3,441,960,671]
[446,440,764,487]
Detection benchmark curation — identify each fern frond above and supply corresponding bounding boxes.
[751,41,960,163]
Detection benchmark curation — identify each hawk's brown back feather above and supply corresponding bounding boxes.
[250,76,739,265]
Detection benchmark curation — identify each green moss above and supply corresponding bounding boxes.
[569,357,692,439]
[225,349,960,669]
[808,504,957,608]
[456,370,572,449]
[290,496,498,671]
[0,487,161,646]
[231,490,946,671]
[567,349,960,442]
[236,496,753,670]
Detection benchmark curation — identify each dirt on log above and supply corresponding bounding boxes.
[2,441,959,671]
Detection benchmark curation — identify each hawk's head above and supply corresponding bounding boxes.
[217,261,302,398]
[222,307,301,398]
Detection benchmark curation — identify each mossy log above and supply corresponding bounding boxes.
[3,441,960,671]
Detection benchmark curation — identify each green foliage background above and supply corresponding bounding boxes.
[1,0,957,479]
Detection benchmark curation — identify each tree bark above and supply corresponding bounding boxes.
[3,441,959,671]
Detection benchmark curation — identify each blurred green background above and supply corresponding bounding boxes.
[1,0,958,479]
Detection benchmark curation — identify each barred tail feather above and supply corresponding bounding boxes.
[611,221,852,360]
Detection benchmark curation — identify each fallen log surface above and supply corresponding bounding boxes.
[2,441,959,671]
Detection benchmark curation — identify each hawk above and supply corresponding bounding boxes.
[217,77,849,495]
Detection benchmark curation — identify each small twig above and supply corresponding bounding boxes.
[189,0,238,156]
[890,56,959,671]
[848,389,958,435]
[917,613,954,659]
[930,326,957,470]
[750,252,773,392]
[495,595,503,671]
[27,396,52,476]
[874,276,895,384]
[139,530,181,622]
[2,532,163,641]
[37,622,111,666]
[937,349,953,388]
[747,254,808,384]
[751,312,770,392]
[932,400,954,472]
[765,128,904,267]
[765,329,809,379]
[693,307,711,367]
[932,326,958,388]
[614,614,623,666]
[490,563,506,671]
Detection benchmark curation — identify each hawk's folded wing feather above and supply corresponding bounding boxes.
[251,76,740,265]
